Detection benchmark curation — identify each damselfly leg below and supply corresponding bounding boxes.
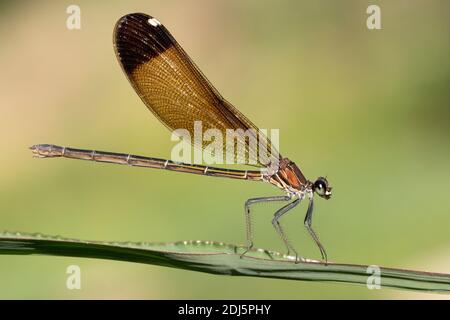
[304,195,328,263]
[241,195,292,258]
[272,196,303,262]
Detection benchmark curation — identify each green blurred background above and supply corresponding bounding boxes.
[0,0,449,299]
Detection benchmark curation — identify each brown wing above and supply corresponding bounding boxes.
[113,13,280,167]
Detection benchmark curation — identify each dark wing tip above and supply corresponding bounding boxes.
[113,13,175,74]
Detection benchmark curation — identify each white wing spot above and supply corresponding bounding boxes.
[148,18,161,27]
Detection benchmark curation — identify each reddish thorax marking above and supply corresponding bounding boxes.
[268,158,309,194]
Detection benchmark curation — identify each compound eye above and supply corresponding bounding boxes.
[314,177,329,197]
[315,182,326,196]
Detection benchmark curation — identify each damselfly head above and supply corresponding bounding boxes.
[313,177,332,199]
